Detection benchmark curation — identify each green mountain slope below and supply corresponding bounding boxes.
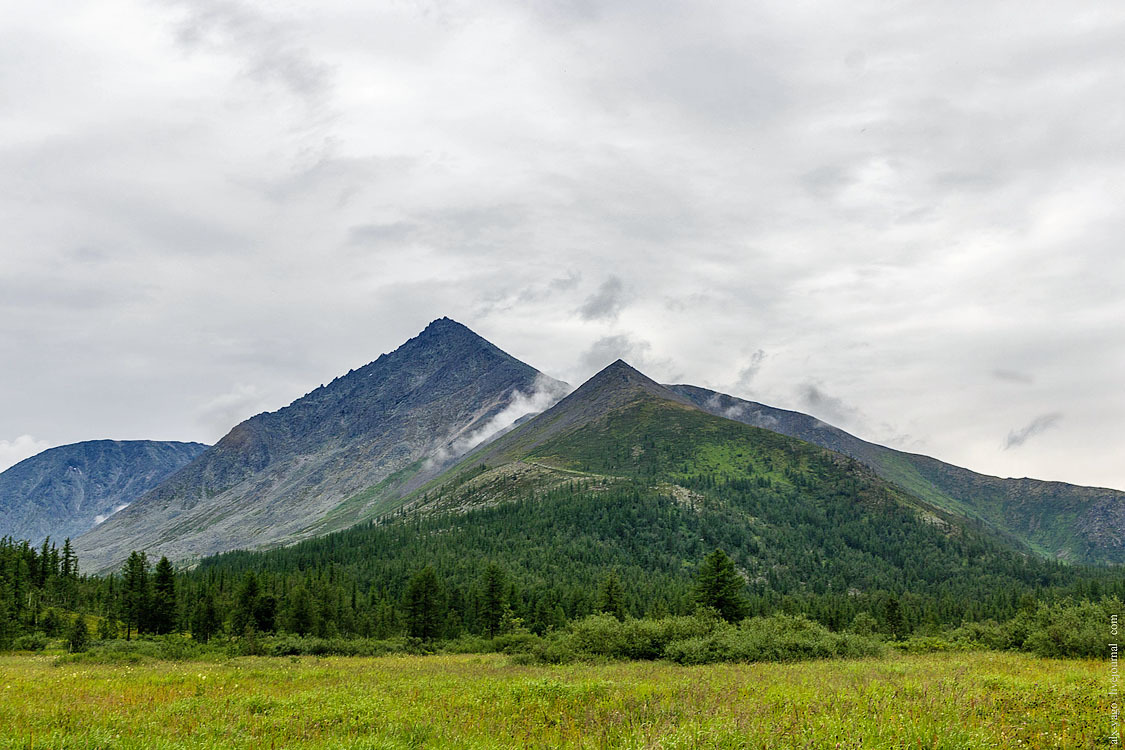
[201,361,1087,630]
[670,385,1125,564]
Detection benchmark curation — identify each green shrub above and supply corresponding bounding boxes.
[1021,599,1117,659]
[13,633,48,652]
[664,615,883,665]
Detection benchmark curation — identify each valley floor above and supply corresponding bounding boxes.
[0,652,1107,749]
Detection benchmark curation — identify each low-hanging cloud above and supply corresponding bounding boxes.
[1004,413,1063,450]
[426,374,572,468]
[735,350,767,393]
[195,384,273,440]
[797,383,861,427]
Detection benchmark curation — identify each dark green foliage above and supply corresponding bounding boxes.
[883,594,906,640]
[67,614,90,653]
[283,585,316,636]
[694,550,748,623]
[41,608,64,638]
[479,563,509,637]
[96,616,118,641]
[231,572,276,635]
[190,593,221,643]
[150,557,177,635]
[403,566,444,642]
[597,572,627,622]
[120,551,149,640]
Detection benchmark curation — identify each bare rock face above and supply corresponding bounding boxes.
[0,440,207,544]
[75,318,567,572]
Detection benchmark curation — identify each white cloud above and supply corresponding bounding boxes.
[0,435,52,473]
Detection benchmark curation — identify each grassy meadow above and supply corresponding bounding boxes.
[0,651,1109,749]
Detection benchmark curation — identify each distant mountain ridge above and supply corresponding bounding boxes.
[0,440,208,544]
[670,384,1125,563]
[74,318,568,572]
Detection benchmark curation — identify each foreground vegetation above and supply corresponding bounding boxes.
[0,651,1107,749]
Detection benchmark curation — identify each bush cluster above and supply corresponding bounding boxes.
[523,612,883,665]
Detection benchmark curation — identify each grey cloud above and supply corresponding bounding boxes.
[1004,413,1063,450]
[578,276,626,321]
[797,383,861,428]
[992,369,1034,384]
[549,272,582,292]
[348,222,420,247]
[735,350,767,392]
[163,0,332,104]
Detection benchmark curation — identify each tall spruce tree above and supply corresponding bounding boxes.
[694,549,749,623]
[231,572,262,635]
[284,585,316,636]
[597,571,627,621]
[402,566,444,642]
[479,563,508,637]
[190,592,221,643]
[150,557,177,635]
[121,551,150,640]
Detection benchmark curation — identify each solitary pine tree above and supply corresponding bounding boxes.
[150,556,177,635]
[694,549,749,623]
[597,571,627,621]
[402,566,444,642]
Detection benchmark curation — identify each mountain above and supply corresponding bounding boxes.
[0,440,208,544]
[200,359,1078,628]
[670,384,1125,564]
[74,318,568,573]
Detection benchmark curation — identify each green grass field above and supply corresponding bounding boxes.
[0,652,1108,749]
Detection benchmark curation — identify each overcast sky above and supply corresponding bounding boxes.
[2,0,1123,490]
